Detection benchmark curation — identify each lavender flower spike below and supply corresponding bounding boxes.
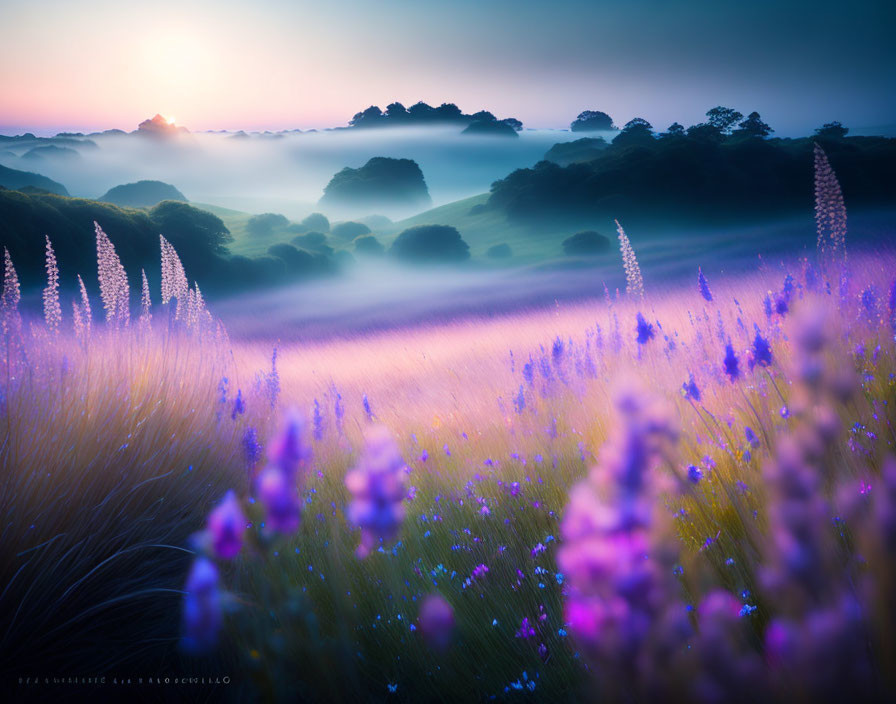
[180,557,222,654]
[207,490,247,560]
[615,219,645,299]
[697,267,713,302]
[345,425,409,557]
[723,342,740,382]
[43,236,61,332]
[418,594,455,651]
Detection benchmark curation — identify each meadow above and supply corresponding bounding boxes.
[3,154,896,702]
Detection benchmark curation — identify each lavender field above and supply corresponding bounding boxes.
[2,142,896,702]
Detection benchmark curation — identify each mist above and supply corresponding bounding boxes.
[213,211,896,341]
[0,126,595,219]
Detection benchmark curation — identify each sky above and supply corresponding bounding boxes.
[1,0,894,135]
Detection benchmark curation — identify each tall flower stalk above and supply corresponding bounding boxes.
[43,236,61,332]
[615,219,645,299]
[95,222,129,327]
[814,143,847,258]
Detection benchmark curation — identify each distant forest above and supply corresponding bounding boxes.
[347,101,523,132]
[488,110,896,224]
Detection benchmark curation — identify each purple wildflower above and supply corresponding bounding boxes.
[180,558,222,654]
[745,427,760,449]
[635,312,655,345]
[752,330,773,368]
[267,411,312,487]
[515,617,536,640]
[723,343,740,382]
[418,594,455,651]
[697,267,713,302]
[688,465,702,484]
[257,465,301,534]
[207,490,247,560]
[231,389,245,420]
[681,373,701,402]
[242,427,262,472]
[345,426,408,557]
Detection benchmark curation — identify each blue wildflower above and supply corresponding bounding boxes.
[723,342,740,381]
[752,329,772,368]
[681,373,701,401]
[697,266,713,301]
[745,426,760,449]
[635,312,655,345]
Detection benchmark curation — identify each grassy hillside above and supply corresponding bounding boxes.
[385,194,581,261]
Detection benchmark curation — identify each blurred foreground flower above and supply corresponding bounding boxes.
[418,594,455,652]
[207,490,247,560]
[181,557,222,655]
[345,426,408,557]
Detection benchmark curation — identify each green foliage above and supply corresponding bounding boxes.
[354,235,385,256]
[389,225,470,263]
[0,163,69,195]
[489,134,896,224]
[100,180,187,207]
[331,221,372,241]
[543,137,608,166]
[320,157,432,210]
[570,110,615,132]
[486,243,512,259]
[298,212,330,233]
[562,230,610,256]
[246,212,289,237]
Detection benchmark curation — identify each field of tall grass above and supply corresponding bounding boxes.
[3,149,896,702]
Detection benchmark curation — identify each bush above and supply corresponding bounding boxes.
[486,243,512,258]
[319,157,432,210]
[298,212,330,232]
[268,243,317,272]
[247,213,289,236]
[99,180,187,207]
[354,235,385,256]
[331,221,372,241]
[562,230,611,256]
[389,225,470,263]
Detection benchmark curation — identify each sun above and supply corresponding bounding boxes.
[166,115,176,125]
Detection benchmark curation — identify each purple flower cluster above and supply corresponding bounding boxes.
[558,383,686,697]
[345,425,408,557]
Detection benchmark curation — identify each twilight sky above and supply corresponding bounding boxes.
[1,0,893,135]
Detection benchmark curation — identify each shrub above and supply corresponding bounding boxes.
[562,230,611,256]
[389,225,470,263]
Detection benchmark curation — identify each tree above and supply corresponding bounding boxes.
[408,102,435,121]
[662,122,686,138]
[297,212,329,232]
[470,110,497,123]
[571,110,615,132]
[562,230,611,256]
[612,118,654,147]
[385,102,409,122]
[686,123,725,143]
[815,121,849,139]
[435,103,463,121]
[349,106,384,128]
[354,235,385,256]
[389,225,470,263]
[734,111,773,139]
[706,106,743,134]
[149,201,232,257]
[501,118,523,132]
[246,212,289,236]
